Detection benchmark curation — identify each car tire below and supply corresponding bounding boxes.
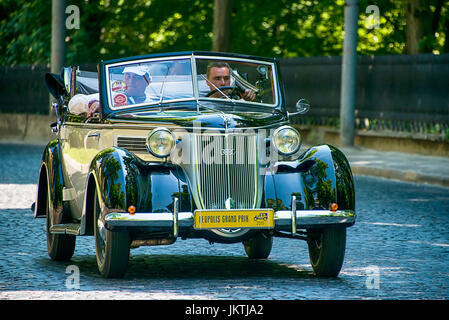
[307,227,346,277]
[243,233,273,259]
[93,189,130,278]
[46,192,75,261]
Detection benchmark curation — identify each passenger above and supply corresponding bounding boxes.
[121,66,152,104]
[68,93,99,117]
[68,65,153,116]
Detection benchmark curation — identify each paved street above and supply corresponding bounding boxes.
[0,143,448,300]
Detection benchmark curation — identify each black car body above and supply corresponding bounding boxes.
[35,51,356,278]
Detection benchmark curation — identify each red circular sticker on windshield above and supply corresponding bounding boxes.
[113,93,128,106]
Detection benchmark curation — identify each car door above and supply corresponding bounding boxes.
[60,121,109,220]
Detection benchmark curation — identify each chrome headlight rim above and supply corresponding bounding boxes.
[272,125,302,156]
[146,127,176,158]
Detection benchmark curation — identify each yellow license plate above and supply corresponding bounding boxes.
[194,209,274,229]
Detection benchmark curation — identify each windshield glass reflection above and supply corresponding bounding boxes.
[106,55,277,110]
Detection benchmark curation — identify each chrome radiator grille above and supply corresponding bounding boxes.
[194,134,258,209]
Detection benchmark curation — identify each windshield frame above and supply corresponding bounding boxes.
[101,52,282,116]
[194,54,279,108]
[105,54,195,111]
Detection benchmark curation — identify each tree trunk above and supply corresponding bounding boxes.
[404,0,439,54]
[212,0,232,52]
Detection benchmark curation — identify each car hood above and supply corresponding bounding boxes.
[106,109,288,130]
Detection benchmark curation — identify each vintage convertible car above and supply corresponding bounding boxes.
[35,51,356,278]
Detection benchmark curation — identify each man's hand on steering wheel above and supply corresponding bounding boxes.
[206,85,256,101]
[240,89,256,101]
[205,86,235,98]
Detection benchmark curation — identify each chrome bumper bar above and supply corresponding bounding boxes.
[104,197,356,237]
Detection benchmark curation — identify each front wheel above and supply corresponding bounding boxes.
[46,193,75,261]
[243,233,273,259]
[93,189,130,278]
[307,227,346,277]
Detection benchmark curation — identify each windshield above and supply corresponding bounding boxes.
[105,55,278,110]
[107,57,193,108]
[196,57,276,105]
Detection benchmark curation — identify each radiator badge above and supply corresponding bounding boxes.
[225,198,236,210]
[221,148,235,156]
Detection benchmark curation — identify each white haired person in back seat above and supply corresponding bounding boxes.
[68,93,100,117]
[68,65,153,116]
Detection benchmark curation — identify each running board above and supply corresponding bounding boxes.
[49,223,81,236]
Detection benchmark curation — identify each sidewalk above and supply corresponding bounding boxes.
[339,146,449,188]
[1,139,448,188]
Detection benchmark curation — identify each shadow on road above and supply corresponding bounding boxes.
[37,254,317,280]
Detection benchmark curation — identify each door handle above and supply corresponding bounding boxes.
[87,132,100,138]
[84,131,100,148]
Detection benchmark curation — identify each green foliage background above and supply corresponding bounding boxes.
[0,0,448,66]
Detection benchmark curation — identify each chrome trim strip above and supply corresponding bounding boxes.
[191,53,200,112]
[274,210,356,227]
[173,197,179,238]
[291,195,297,235]
[63,121,290,132]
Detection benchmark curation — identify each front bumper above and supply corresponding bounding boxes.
[104,197,356,237]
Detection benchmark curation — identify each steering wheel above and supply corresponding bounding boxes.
[205,85,242,98]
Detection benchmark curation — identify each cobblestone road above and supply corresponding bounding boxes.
[1,143,448,299]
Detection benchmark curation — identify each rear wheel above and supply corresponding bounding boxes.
[93,189,130,278]
[307,227,346,277]
[46,191,75,261]
[243,233,273,259]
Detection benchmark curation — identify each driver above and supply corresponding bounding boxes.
[206,62,256,101]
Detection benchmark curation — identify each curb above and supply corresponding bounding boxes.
[351,166,449,188]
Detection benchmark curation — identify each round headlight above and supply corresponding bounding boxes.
[146,128,175,158]
[273,126,301,155]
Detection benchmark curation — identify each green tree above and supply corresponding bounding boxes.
[92,0,213,61]
[357,0,406,55]
[0,0,51,65]
[404,0,449,54]
[1,0,448,66]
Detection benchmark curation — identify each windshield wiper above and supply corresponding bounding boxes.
[158,66,171,112]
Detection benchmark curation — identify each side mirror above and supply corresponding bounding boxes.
[62,67,72,96]
[288,99,310,116]
[62,67,77,98]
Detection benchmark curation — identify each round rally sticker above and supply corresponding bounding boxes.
[113,93,128,106]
